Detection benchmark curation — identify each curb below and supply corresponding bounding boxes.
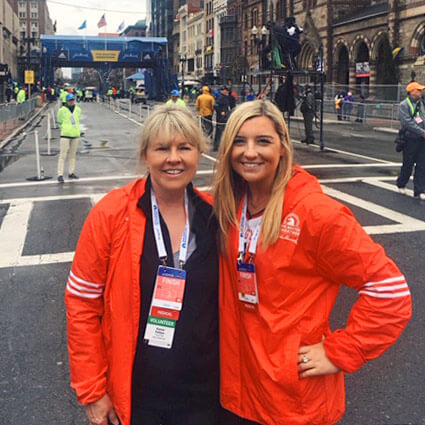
[0,102,49,150]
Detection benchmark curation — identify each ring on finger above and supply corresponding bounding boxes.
[302,355,309,364]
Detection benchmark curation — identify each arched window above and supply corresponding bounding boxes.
[420,33,425,55]
[276,0,287,21]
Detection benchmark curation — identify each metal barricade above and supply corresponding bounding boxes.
[1,98,37,139]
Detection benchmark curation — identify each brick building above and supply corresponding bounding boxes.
[121,20,147,37]
[17,0,54,83]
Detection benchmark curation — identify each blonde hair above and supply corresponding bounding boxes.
[213,100,294,250]
[138,103,208,161]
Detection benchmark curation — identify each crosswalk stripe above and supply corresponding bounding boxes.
[0,202,33,268]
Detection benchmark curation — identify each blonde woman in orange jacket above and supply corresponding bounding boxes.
[213,100,412,425]
[65,104,221,425]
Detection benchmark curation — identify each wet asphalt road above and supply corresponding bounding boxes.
[0,101,424,425]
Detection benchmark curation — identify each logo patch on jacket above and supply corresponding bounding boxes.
[280,213,301,244]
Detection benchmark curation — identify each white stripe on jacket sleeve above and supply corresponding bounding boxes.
[66,271,105,299]
[359,275,410,299]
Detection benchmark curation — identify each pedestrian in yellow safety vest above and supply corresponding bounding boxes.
[17,88,26,103]
[166,89,186,107]
[56,93,82,184]
[60,89,68,105]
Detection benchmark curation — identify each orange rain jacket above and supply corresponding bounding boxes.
[65,179,212,425]
[219,166,412,425]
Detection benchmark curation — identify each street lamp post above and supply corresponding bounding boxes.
[251,25,269,94]
[179,54,187,98]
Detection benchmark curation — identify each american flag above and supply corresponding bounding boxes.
[97,14,107,29]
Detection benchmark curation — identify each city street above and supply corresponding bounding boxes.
[0,100,424,425]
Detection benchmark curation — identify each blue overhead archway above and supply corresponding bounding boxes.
[40,35,172,99]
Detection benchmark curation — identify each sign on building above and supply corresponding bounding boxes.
[356,62,370,77]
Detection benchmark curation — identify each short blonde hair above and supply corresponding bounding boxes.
[213,100,294,249]
[138,103,208,160]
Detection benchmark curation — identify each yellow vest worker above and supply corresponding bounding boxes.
[56,93,82,183]
[166,89,186,107]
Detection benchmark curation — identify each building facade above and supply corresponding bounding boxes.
[17,0,54,83]
[213,0,227,79]
[152,0,425,89]
[187,10,204,80]
[121,19,147,37]
[272,0,425,93]
[204,0,215,81]
[0,0,20,80]
[176,3,204,82]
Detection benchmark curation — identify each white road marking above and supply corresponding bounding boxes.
[303,163,400,169]
[1,193,106,205]
[322,186,425,235]
[202,153,217,163]
[0,169,213,190]
[363,179,413,196]
[0,174,139,189]
[0,202,33,268]
[292,138,394,164]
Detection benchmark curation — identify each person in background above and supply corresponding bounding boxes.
[300,84,315,144]
[334,93,344,121]
[213,99,412,425]
[5,85,12,103]
[396,81,425,199]
[13,82,19,100]
[60,89,67,106]
[17,86,26,104]
[65,104,220,425]
[195,86,215,137]
[355,94,366,123]
[56,93,81,183]
[129,86,136,103]
[213,86,232,151]
[166,89,186,107]
[343,91,354,120]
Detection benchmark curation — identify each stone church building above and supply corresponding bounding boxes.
[285,0,425,88]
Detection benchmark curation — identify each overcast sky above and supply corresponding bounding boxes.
[46,0,147,36]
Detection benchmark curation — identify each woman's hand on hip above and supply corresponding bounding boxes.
[297,340,340,379]
[85,393,120,425]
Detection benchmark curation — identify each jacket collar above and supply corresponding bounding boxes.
[136,175,213,224]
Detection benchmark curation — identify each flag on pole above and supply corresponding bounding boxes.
[117,21,125,32]
[78,20,87,30]
[97,14,107,28]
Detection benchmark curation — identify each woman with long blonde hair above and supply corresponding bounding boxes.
[214,100,411,425]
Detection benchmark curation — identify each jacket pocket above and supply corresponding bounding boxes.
[276,333,301,398]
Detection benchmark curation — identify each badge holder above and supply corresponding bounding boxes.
[236,257,259,307]
[143,189,190,349]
